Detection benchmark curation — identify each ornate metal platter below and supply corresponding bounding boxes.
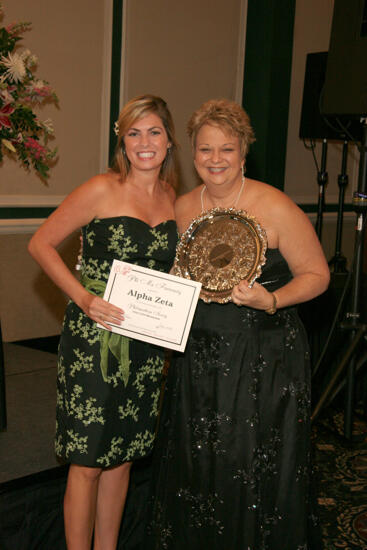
[173,208,267,303]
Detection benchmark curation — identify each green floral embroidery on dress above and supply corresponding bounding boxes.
[147,228,169,257]
[96,436,124,467]
[85,228,96,247]
[67,384,105,426]
[125,430,155,461]
[150,386,161,417]
[69,349,95,377]
[58,355,66,386]
[83,258,111,284]
[65,429,88,456]
[55,425,63,455]
[119,399,140,422]
[133,356,164,398]
[108,224,138,259]
[56,388,64,410]
[69,313,100,344]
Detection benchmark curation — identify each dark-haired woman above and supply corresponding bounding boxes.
[29,95,179,550]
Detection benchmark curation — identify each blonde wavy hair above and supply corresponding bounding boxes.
[111,94,179,189]
[187,98,255,159]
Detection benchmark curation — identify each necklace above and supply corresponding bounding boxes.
[200,177,245,212]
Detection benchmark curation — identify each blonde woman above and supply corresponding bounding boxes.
[145,99,329,550]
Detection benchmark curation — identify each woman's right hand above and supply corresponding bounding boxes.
[80,292,124,331]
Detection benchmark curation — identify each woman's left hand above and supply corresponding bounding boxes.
[231,280,274,310]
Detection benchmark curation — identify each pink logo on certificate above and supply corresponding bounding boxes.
[113,264,132,276]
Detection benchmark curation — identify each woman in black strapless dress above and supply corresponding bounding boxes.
[29,95,179,550]
[144,99,330,550]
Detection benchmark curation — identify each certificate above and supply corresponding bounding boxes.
[98,260,202,352]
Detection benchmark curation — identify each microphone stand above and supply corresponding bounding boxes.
[328,141,349,273]
[315,139,328,240]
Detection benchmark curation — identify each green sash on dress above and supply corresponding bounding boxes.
[81,274,131,386]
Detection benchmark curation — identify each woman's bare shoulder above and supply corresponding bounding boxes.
[85,170,120,189]
[247,178,284,197]
[161,180,177,202]
[71,171,119,200]
[246,178,301,212]
[52,172,119,223]
[175,186,202,209]
[175,186,202,232]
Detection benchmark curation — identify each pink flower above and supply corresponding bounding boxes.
[0,103,14,129]
[5,23,16,33]
[24,137,47,160]
[34,85,52,96]
[5,21,31,37]
[25,83,53,101]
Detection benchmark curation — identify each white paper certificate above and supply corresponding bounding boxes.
[98,260,202,352]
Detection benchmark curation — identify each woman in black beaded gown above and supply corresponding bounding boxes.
[144,99,330,550]
[28,95,179,550]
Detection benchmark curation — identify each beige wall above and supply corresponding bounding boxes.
[0,231,79,341]
[122,0,247,193]
[285,0,360,267]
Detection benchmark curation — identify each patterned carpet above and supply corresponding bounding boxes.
[313,409,367,549]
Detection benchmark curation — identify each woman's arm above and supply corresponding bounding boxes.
[28,175,124,329]
[231,191,330,310]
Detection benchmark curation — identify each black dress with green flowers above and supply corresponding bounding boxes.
[55,216,178,467]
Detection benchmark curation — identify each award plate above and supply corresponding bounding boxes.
[173,208,267,303]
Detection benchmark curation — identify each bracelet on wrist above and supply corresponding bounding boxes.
[265,292,277,315]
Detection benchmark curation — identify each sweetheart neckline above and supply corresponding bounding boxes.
[90,215,177,229]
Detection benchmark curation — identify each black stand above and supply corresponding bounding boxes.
[315,139,328,240]
[0,320,7,430]
[329,140,349,273]
[312,121,367,438]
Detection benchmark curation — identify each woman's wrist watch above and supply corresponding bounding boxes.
[265,292,277,315]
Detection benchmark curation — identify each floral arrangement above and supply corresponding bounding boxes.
[0,2,58,181]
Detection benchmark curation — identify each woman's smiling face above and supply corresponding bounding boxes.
[123,112,171,174]
[194,123,243,187]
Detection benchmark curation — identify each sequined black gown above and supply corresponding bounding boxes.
[144,249,320,550]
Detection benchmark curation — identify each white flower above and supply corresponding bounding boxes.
[20,49,37,68]
[0,52,26,83]
[42,118,54,134]
[2,138,16,153]
[20,49,31,60]
[0,89,14,104]
[28,54,38,68]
